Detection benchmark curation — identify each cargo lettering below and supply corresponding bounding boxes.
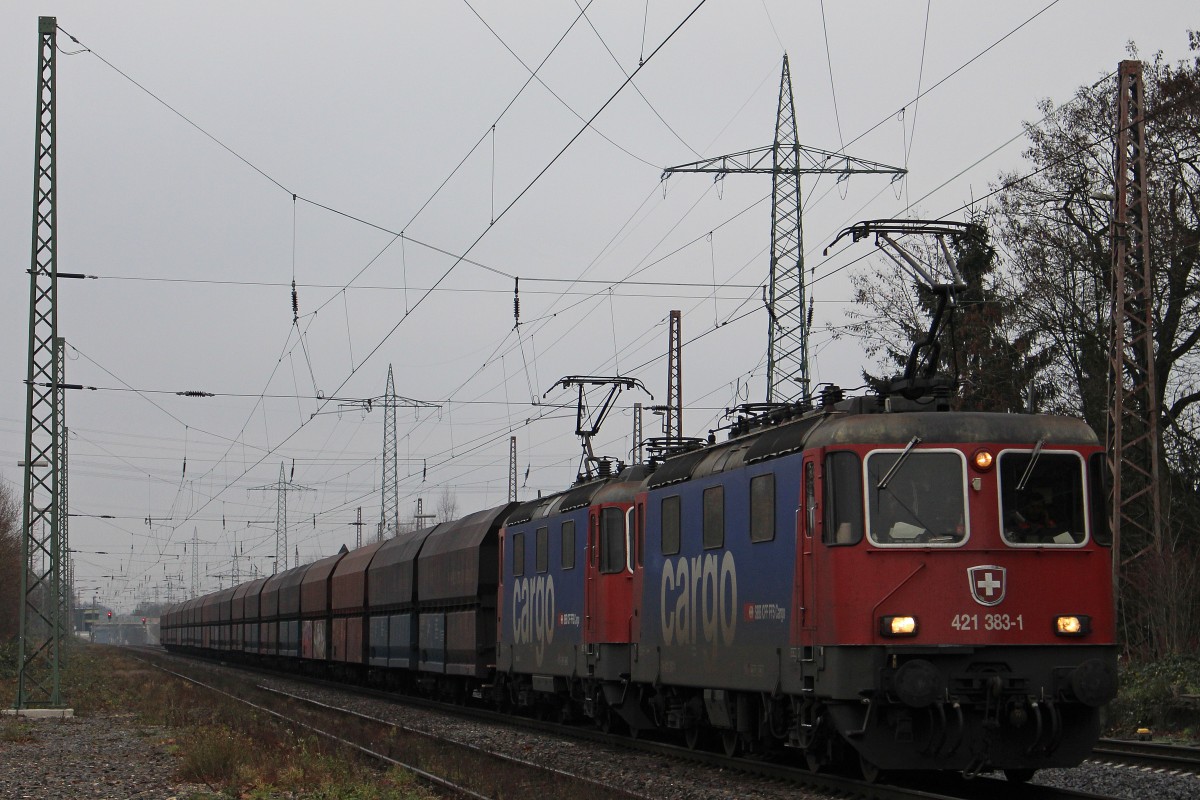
[512,575,555,667]
[660,552,738,647]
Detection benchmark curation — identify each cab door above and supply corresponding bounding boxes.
[585,504,634,643]
[794,455,819,652]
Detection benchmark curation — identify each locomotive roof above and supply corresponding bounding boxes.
[505,465,652,523]
[648,401,1098,486]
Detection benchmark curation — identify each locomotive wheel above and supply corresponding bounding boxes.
[721,730,741,758]
[859,754,884,784]
[684,724,703,750]
[1003,768,1037,783]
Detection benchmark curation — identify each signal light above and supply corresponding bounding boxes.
[971,449,995,471]
[106,611,112,619]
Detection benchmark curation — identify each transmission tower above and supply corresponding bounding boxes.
[632,402,643,464]
[1107,60,1164,592]
[16,16,67,711]
[191,527,200,598]
[666,310,682,443]
[381,365,399,538]
[351,506,364,549]
[250,462,313,573]
[508,436,518,503]
[414,498,437,528]
[663,55,906,405]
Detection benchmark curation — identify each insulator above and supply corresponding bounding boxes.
[513,277,520,326]
[177,390,214,397]
[182,457,187,477]
[292,279,299,322]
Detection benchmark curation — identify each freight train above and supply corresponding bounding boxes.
[162,220,1118,782]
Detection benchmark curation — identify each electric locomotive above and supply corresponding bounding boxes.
[606,390,1116,781]
[162,218,1117,782]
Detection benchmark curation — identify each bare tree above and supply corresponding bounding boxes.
[990,37,1200,658]
[0,479,22,641]
[436,487,459,524]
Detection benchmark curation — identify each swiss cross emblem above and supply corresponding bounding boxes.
[968,565,1006,607]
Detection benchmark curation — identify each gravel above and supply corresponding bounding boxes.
[4,651,1197,800]
[254,669,1200,800]
[1035,763,1200,800]
[0,712,215,800]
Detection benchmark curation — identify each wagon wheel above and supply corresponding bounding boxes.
[721,730,741,758]
[1003,768,1036,784]
[859,754,884,784]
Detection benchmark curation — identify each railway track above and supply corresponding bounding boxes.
[131,648,638,800]
[1090,738,1200,775]
[132,647,1154,800]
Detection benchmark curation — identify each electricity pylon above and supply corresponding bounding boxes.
[663,55,906,405]
[381,365,398,538]
[250,463,312,573]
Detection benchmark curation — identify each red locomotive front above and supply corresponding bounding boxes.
[795,409,1117,779]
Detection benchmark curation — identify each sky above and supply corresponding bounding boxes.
[0,1,1195,613]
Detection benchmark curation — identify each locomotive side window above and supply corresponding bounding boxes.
[535,526,548,573]
[999,450,1087,546]
[703,485,725,549]
[513,531,525,576]
[1088,453,1112,546]
[804,462,816,537]
[600,507,626,573]
[636,503,645,565]
[867,451,966,545]
[561,520,576,568]
[824,451,863,545]
[749,474,775,543]
[661,495,681,555]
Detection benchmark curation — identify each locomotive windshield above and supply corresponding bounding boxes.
[866,451,967,545]
[999,450,1087,545]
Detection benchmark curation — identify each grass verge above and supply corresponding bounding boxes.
[0,642,437,799]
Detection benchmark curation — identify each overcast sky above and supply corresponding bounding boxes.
[1,1,1195,612]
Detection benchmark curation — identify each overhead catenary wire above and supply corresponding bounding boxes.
[56,1,1104,603]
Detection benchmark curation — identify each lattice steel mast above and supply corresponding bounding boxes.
[1107,60,1164,592]
[508,436,518,503]
[663,55,906,405]
[16,16,66,711]
[381,365,398,538]
[666,310,682,443]
[250,463,312,573]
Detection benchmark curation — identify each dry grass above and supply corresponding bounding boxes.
[1,642,438,799]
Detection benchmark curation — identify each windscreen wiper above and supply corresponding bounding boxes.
[877,436,922,490]
[1015,438,1046,492]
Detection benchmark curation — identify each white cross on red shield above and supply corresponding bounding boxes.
[968,565,1006,607]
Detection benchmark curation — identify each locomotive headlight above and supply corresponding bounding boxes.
[881,615,918,636]
[1055,615,1092,636]
[971,449,995,471]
